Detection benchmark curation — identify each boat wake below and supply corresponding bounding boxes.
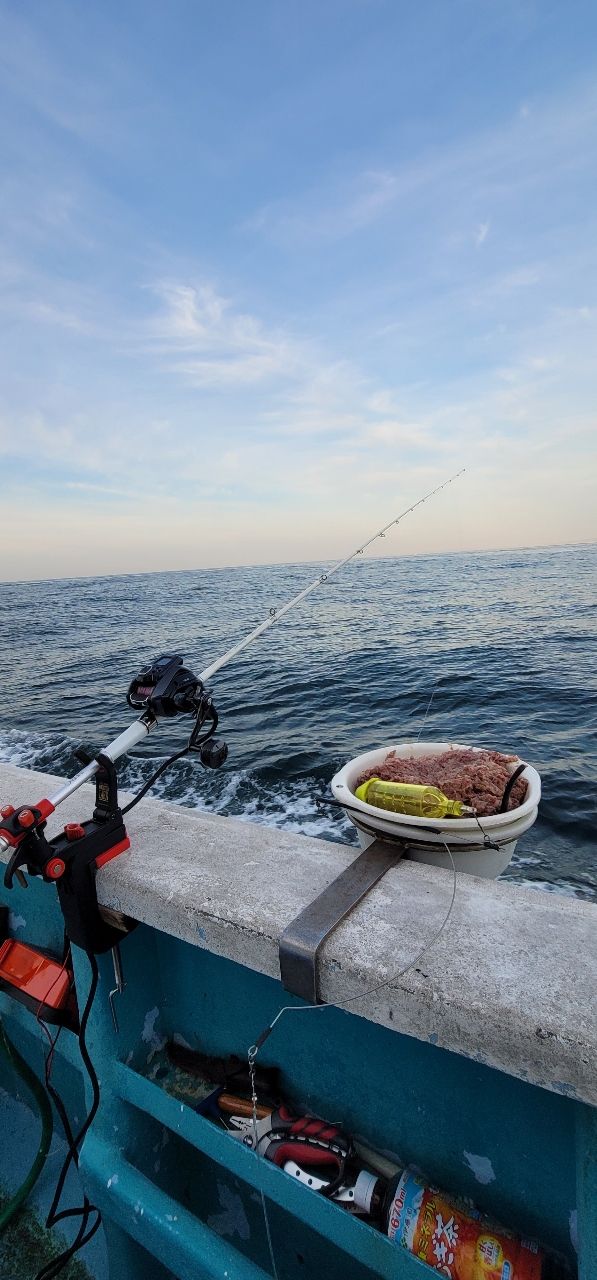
[1,726,594,902]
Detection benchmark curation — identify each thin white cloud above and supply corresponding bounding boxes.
[245,168,401,243]
[342,169,398,228]
[25,301,90,332]
[1,259,593,516]
[64,480,134,497]
[0,7,147,149]
[365,419,431,448]
[148,281,305,387]
[475,221,490,246]
[246,81,597,246]
[484,265,543,296]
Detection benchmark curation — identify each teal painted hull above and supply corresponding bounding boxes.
[0,873,593,1279]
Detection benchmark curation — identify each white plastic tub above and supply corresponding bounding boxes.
[331,741,541,879]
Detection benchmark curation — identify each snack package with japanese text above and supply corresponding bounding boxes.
[384,1168,544,1279]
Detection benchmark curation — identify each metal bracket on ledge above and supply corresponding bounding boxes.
[278,840,406,1005]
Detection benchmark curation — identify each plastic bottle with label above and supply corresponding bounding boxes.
[353,1165,568,1280]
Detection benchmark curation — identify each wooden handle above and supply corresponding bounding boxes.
[219,1093,270,1119]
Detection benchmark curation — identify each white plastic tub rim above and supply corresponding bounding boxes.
[331,741,541,880]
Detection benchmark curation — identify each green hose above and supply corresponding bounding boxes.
[0,1019,53,1232]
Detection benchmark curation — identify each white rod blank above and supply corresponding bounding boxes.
[199,468,465,683]
[0,717,156,856]
[49,718,156,807]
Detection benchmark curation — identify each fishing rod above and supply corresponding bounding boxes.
[0,473,466,1280]
[0,467,465,1280]
[0,468,465,949]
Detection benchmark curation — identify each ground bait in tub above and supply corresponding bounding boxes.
[356,748,527,817]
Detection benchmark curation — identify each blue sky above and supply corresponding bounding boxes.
[1,0,596,580]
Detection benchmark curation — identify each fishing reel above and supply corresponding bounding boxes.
[128,653,205,718]
[0,653,228,954]
[127,654,228,767]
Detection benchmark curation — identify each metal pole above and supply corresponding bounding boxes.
[0,715,156,855]
[49,715,156,806]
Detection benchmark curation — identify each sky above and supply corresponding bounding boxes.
[0,0,596,581]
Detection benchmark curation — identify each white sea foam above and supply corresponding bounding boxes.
[0,727,75,772]
[516,878,583,899]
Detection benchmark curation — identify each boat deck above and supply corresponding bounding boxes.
[0,761,595,1279]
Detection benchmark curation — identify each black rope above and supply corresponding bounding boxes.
[122,706,218,816]
[121,744,191,815]
[499,762,527,813]
[35,952,102,1280]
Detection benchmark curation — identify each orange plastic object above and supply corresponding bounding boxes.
[0,940,71,1009]
[95,835,131,868]
[46,857,66,880]
[64,823,86,840]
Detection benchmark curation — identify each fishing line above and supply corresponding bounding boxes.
[416,676,441,742]
[248,840,457,1279]
[248,838,457,1056]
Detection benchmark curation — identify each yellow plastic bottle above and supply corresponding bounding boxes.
[354,778,474,818]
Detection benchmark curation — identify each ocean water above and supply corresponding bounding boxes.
[0,543,595,901]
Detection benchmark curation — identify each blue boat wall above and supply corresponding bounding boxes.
[0,759,595,1279]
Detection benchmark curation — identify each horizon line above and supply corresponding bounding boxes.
[1,537,595,589]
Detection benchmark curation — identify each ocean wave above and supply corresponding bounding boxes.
[0,727,77,777]
[514,877,594,901]
[0,725,352,845]
[1,544,595,903]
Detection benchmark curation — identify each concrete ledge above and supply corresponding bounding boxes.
[1,761,595,1106]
